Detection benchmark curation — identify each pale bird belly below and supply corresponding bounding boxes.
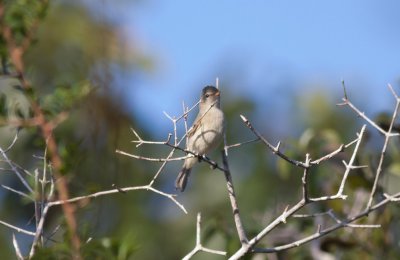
[190,116,224,154]
[191,129,223,155]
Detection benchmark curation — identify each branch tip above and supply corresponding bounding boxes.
[130,128,141,139]
[341,80,348,100]
[317,224,322,234]
[274,141,281,151]
[388,83,399,100]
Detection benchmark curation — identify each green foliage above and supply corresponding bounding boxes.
[31,243,72,260]
[33,233,139,260]
[81,234,139,260]
[2,0,49,45]
[41,81,92,116]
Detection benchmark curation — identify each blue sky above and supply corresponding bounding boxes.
[106,0,400,134]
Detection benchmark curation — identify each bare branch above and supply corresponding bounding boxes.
[182,213,226,259]
[229,124,367,259]
[302,154,311,202]
[115,149,189,162]
[240,115,308,168]
[47,185,187,214]
[383,193,400,202]
[336,125,366,197]
[29,204,50,258]
[12,234,24,260]
[339,87,399,137]
[222,151,248,245]
[310,144,344,165]
[366,87,400,209]
[175,100,201,122]
[1,184,34,201]
[164,143,224,171]
[247,195,392,255]
[130,129,172,147]
[225,138,260,150]
[293,210,332,218]
[0,147,33,193]
[3,129,19,153]
[0,220,36,236]
[388,84,399,100]
[341,80,348,100]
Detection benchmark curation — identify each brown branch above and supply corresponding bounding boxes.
[240,115,309,168]
[222,151,248,245]
[0,7,81,257]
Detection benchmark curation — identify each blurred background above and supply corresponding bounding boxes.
[1,0,400,259]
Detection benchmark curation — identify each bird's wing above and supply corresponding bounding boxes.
[187,113,203,138]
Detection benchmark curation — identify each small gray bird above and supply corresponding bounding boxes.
[175,86,225,192]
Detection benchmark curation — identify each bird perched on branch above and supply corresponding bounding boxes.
[175,86,225,192]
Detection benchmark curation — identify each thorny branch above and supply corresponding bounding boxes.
[2,79,400,259]
[227,85,400,259]
[339,83,400,209]
[226,123,366,259]
[222,151,248,245]
[113,84,400,259]
[0,145,188,259]
[183,213,227,259]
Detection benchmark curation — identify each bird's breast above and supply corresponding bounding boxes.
[189,108,224,155]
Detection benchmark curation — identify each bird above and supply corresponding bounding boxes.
[175,86,225,192]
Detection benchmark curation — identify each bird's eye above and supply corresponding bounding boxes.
[205,94,210,98]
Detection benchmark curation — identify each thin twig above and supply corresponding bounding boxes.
[0,147,33,193]
[383,193,400,202]
[1,184,33,201]
[222,151,248,244]
[115,150,189,162]
[3,129,19,153]
[293,210,332,218]
[302,154,311,202]
[240,115,308,168]
[229,125,367,259]
[366,87,400,209]
[182,213,226,259]
[13,234,24,260]
[225,138,260,150]
[47,185,187,214]
[0,220,36,236]
[247,194,391,255]
[336,125,366,196]
[339,84,397,136]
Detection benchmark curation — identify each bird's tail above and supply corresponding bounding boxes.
[175,167,192,192]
